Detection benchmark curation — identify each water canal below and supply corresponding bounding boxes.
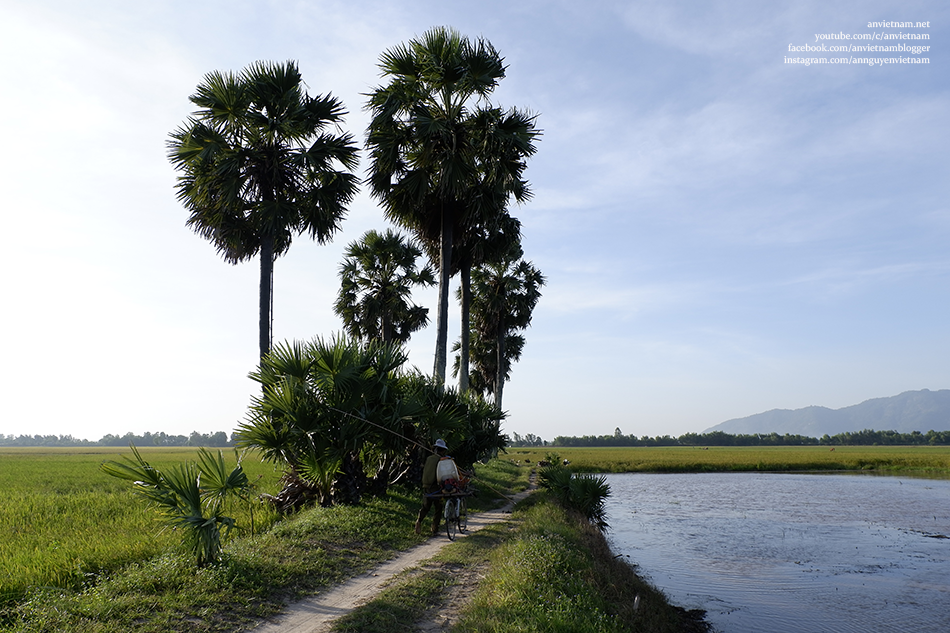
[604,472,950,632]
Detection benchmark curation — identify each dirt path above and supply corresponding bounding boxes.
[249,484,535,633]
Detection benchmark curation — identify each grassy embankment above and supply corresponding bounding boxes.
[1,447,708,633]
[506,445,950,475]
[331,491,707,633]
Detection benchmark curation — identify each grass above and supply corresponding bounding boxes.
[6,493,425,632]
[505,445,950,474]
[331,569,456,632]
[0,447,284,610]
[454,494,703,633]
[465,458,531,511]
[0,454,525,632]
[330,508,511,633]
[334,493,707,633]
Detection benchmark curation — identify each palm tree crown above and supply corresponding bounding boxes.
[334,229,436,344]
[466,249,545,410]
[168,60,359,358]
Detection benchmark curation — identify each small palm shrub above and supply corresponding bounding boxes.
[538,461,573,494]
[539,464,611,531]
[100,444,251,566]
[568,472,611,531]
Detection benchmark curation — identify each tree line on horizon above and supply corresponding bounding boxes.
[0,431,233,448]
[509,427,950,447]
[14,427,948,449]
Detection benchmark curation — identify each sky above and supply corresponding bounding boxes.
[1,0,947,442]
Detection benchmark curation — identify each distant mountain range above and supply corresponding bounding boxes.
[703,389,950,437]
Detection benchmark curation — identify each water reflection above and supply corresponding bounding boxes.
[604,473,950,633]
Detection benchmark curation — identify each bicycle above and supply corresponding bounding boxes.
[444,495,468,541]
[443,493,468,540]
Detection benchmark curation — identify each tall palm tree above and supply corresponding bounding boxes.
[168,60,359,360]
[453,327,525,398]
[365,27,539,385]
[334,229,435,344]
[466,250,545,411]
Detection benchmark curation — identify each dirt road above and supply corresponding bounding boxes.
[250,486,534,633]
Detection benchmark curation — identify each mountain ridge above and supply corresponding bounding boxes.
[703,389,950,436]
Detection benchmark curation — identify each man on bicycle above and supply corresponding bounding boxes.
[415,438,450,535]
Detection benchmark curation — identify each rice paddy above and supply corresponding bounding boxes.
[505,444,950,474]
[0,447,282,605]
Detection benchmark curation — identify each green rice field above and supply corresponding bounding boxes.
[0,447,282,605]
[505,444,950,475]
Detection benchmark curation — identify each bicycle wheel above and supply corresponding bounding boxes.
[458,497,468,533]
[445,498,458,541]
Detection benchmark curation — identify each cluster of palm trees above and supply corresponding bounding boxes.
[237,337,507,508]
[167,27,544,507]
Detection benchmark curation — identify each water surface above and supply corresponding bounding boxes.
[604,472,950,633]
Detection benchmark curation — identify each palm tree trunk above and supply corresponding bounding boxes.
[459,260,471,393]
[382,314,393,345]
[433,209,453,384]
[259,233,274,360]
[495,316,506,411]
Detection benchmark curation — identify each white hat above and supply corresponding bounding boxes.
[434,438,448,449]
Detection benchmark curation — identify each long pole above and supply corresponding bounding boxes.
[327,406,515,503]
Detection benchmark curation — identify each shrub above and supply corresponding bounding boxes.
[100,445,251,566]
[538,464,611,531]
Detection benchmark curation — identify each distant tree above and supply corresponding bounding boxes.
[334,229,435,344]
[512,432,545,447]
[168,60,359,360]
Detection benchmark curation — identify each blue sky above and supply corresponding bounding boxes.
[1,0,947,442]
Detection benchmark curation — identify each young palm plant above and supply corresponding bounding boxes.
[539,463,612,532]
[100,444,250,566]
